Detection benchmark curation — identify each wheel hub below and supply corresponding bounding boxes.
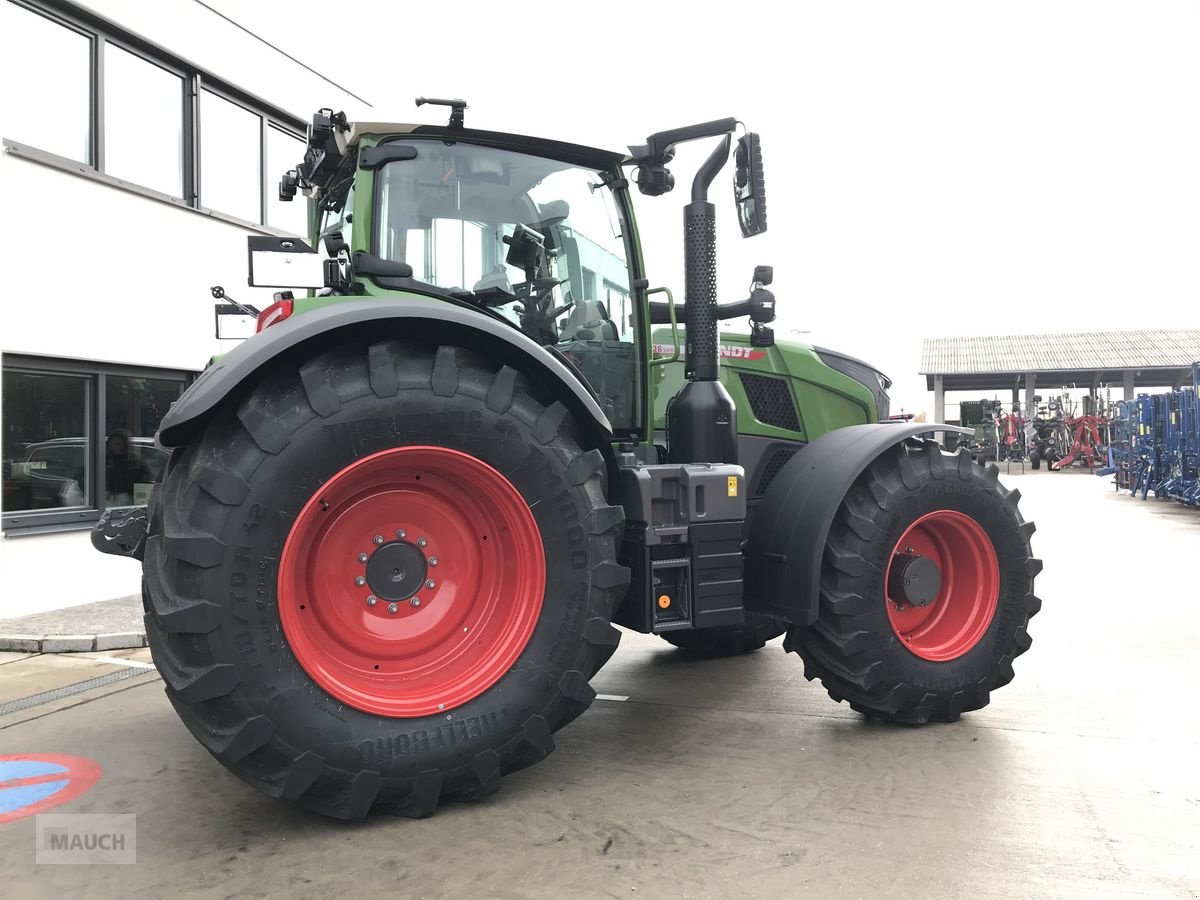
[365,540,428,601]
[887,553,942,607]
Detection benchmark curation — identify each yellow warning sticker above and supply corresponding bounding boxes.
[727,476,738,497]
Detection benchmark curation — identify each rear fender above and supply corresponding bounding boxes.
[745,423,970,624]
[159,298,613,450]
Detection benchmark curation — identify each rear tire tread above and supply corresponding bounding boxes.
[144,340,626,819]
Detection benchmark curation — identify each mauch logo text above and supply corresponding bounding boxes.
[48,830,127,851]
[35,814,136,865]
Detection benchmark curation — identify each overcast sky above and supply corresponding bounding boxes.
[206,0,1200,414]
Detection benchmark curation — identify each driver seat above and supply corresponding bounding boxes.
[561,300,618,341]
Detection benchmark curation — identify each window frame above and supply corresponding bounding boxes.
[2,0,311,235]
[2,354,195,534]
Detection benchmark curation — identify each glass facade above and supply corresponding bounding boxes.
[1,360,188,530]
[1,0,308,231]
[1,2,91,164]
[104,45,184,197]
[200,90,262,223]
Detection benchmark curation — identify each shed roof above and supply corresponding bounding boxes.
[920,330,1200,391]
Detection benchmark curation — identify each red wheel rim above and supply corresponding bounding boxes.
[884,510,999,662]
[277,446,545,717]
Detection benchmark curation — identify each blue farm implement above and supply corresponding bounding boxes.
[1105,363,1200,507]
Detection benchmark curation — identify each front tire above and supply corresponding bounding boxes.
[143,340,629,818]
[785,441,1041,724]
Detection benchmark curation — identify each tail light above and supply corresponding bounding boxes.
[256,298,293,332]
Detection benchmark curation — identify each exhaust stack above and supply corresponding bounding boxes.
[668,137,738,464]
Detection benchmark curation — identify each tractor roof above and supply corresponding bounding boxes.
[345,122,628,170]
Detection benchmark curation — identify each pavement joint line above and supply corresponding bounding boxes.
[90,656,157,670]
[0,653,41,667]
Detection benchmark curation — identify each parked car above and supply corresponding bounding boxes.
[7,436,167,509]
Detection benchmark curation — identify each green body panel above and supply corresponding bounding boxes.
[650,328,877,442]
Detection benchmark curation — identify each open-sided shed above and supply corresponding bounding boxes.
[920,329,1200,421]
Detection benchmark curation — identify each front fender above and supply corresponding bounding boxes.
[745,423,970,624]
[159,298,613,448]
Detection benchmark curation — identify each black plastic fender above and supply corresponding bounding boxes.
[744,423,971,624]
[158,298,613,448]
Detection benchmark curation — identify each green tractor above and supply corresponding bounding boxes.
[93,99,1041,820]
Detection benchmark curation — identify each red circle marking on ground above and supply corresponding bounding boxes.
[0,754,103,824]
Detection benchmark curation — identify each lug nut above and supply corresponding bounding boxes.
[355,576,366,586]
[358,552,368,563]
[428,556,439,567]
[410,596,421,608]
[366,595,377,606]
[417,537,428,548]
[396,529,407,539]
[425,579,436,589]
[374,535,385,545]
[388,602,398,614]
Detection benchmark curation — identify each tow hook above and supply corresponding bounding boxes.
[90,505,149,561]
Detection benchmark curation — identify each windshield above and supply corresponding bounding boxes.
[372,140,640,430]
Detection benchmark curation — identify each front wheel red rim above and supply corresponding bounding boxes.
[277,446,545,718]
[884,510,1000,661]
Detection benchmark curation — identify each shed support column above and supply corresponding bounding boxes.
[934,375,945,444]
[1025,372,1036,421]
[1123,370,1135,402]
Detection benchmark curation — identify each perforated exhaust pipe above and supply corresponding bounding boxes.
[668,136,738,464]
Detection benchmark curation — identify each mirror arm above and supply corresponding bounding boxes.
[691,135,732,203]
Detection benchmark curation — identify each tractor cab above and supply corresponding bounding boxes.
[249,101,771,448]
[252,106,647,435]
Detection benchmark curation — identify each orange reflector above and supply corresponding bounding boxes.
[657,595,671,609]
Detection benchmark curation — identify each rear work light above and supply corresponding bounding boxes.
[256,295,294,332]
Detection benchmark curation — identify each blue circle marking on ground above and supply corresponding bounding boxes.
[0,761,69,815]
[0,755,103,823]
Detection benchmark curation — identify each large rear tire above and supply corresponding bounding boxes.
[142,340,629,818]
[659,612,785,657]
[785,441,1041,724]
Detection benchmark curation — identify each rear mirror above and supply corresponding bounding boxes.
[247,235,328,288]
[734,133,767,237]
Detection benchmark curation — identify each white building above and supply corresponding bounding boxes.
[0,0,365,616]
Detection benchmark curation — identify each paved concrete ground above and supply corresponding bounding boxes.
[0,469,1197,898]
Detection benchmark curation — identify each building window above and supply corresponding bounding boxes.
[2,372,91,513]
[104,374,182,505]
[266,125,307,235]
[201,89,262,223]
[104,44,184,198]
[581,267,597,302]
[2,357,191,532]
[604,281,631,338]
[1,2,91,164]
[1,0,309,232]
